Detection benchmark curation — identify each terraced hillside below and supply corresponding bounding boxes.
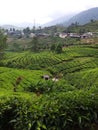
[1,45,98,90]
[0,44,98,130]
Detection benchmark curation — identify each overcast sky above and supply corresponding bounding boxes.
[0,0,98,25]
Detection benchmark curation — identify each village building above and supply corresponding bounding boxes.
[81,32,93,38]
[59,33,68,38]
[29,33,36,38]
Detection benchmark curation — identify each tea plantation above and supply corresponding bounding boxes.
[0,45,98,130]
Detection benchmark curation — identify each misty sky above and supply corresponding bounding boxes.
[0,0,98,25]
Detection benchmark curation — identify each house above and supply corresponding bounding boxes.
[37,33,50,37]
[81,32,93,38]
[59,33,68,38]
[69,33,80,38]
[29,33,36,38]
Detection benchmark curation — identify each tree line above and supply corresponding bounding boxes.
[0,30,7,60]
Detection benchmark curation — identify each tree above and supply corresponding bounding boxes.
[90,19,94,23]
[10,28,12,31]
[50,44,56,52]
[31,36,39,52]
[12,43,20,51]
[13,28,15,32]
[39,26,42,33]
[0,30,7,60]
[23,27,31,34]
[32,26,35,33]
[79,28,86,34]
[55,43,62,54]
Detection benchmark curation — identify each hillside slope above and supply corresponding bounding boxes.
[63,7,98,26]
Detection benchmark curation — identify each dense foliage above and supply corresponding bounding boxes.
[0,43,98,129]
[0,88,98,130]
[0,30,7,60]
[64,20,98,33]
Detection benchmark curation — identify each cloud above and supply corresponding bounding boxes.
[0,0,98,24]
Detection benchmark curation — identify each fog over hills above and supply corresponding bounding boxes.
[0,7,98,29]
[42,7,98,27]
[63,7,98,26]
[42,13,76,27]
[0,24,23,30]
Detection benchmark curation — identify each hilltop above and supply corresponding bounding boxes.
[43,7,98,27]
[63,7,98,26]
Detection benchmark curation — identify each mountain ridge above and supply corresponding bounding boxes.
[63,7,98,26]
[42,7,98,27]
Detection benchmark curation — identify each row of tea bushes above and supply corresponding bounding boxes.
[0,87,98,130]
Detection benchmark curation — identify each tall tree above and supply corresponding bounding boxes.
[31,36,39,52]
[32,26,35,33]
[55,43,62,54]
[50,44,56,52]
[23,27,31,34]
[0,30,7,60]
